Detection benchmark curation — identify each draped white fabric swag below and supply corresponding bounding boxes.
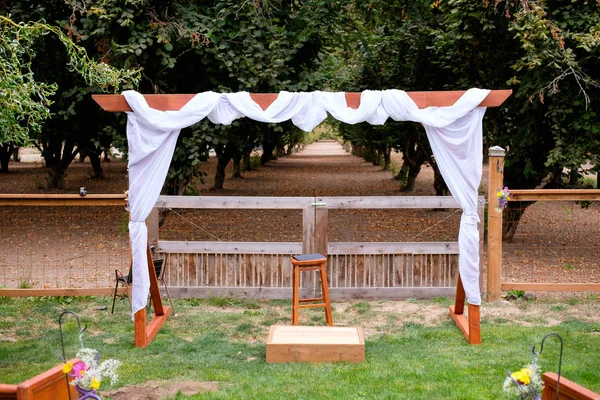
[124,88,490,317]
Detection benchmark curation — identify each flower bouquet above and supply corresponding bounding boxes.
[62,348,121,399]
[503,361,543,400]
[496,186,512,212]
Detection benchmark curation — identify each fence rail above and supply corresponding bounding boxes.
[153,195,478,300]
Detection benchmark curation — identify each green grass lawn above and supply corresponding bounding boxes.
[1,295,599,399]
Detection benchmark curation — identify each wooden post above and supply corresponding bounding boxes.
[478,197,485,293]
[133,245,171,348]
[314,199,328,256]
[302,206,315,254]
[487,146,505,302]
[146,208,159,249]
[448,275,481,344]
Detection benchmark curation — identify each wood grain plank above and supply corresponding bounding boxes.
[93,90,512,112]
[501,283,600,292]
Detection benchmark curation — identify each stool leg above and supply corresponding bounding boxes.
[292,265,299,325]
[319,262,333,326]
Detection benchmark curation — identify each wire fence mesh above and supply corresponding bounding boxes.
[158,208,463,243]
[0,205,130,289]
[2,199,598,291]
[502,200,600,285]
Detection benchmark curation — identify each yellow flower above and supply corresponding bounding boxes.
[511,368,531,385]
[90,377,101,390]
[62,361,73,374]
[497,191,502,197]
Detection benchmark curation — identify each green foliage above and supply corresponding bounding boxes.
[18,280,33,289]
[345,301,372,315]
[62,0,340,192]
[507,290,525,299]
[0,15,140,146]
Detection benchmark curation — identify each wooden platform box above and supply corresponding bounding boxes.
[266,325,365,363]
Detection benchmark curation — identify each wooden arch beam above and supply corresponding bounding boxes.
[93,90,511,112]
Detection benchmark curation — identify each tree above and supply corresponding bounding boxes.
[0,3,140,181]
[67,0,340,192]
[433,0,600,240]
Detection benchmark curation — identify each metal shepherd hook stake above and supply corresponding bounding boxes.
[58,310,87,400]
[531,332,564,400]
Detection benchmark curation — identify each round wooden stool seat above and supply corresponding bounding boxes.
[291,253,333,326]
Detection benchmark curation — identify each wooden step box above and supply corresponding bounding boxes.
[266,325,365,363]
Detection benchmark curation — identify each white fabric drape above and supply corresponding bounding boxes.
[124,88,490,316]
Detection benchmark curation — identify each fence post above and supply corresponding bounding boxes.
[487,146,505,302]
[314,200,328,256]
[302,206,315,254]
[478,197,486,294]
[146,208,160,249]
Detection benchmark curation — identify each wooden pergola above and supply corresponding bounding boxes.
[93,89,512,347]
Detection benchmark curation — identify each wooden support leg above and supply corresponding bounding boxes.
[134,308,147,348]
[319,262,333,326]
[134,246,171,348]
[467,304,481,345]
[292,265,299,325]
[449,275,481,345]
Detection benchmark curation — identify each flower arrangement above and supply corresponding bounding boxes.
[63,347,121,395]
[503,361,543,400]
[496,186,512,212]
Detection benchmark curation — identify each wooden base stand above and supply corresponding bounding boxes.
[134,246,171,348]
[449,275,481,345]
[266,325,364,363]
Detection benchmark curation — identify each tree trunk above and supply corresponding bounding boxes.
[0,143,15,172]
[243,148,253,172]
[232,153,243,178]
[42,139,62,169]
[568,169,579,186]
[363,145,377,164]
[89,153,104,179]
[502,201,534,242]
[12,147,20,162]
[405,163,421,192]
[394,162,409,183]
[261,142,276,165]
[371,146,380,166]
[431,161,449,196]
[275,145,286,158]
[383,147,391,171]
[48,140,79,189]
[398,140,427,192]
[213,144,232,189]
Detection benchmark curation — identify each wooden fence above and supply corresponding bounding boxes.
[152,195,484,300]
[0,194,129,297]
[486,146,600,300]
[0,194,476,299]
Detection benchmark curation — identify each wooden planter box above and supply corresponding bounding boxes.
[542,372,600,400]
[0,359,79,400]
[266,325,365,363]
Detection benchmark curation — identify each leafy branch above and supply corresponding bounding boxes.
[0,15,141,145]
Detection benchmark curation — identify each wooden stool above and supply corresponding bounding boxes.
[291,253,333,326]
